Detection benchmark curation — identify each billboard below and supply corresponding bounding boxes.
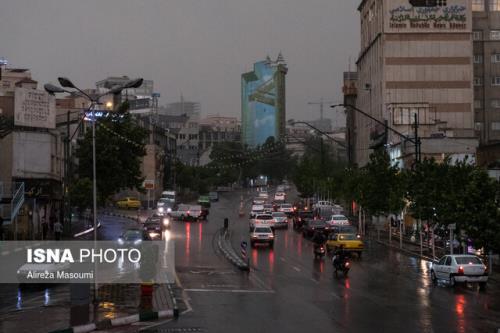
[242,57,287,148]
[14,87,56,129]
[385,0,471,33]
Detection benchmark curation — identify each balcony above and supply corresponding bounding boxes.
[0,182,25,224]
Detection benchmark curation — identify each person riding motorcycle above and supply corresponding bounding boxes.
[332,244,348,269]
[312,230,326,252]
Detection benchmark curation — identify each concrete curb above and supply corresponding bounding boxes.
[48,309,175,333]
[73,220,102,238]
[374,238,436,262]
[217,228,249,271]
[100,211,140,223]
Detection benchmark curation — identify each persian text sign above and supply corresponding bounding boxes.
[386,3,469,32]
[14,87,56,129]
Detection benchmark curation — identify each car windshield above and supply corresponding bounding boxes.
[455,256,482,265]
[190,205,202,211]
[338,234,357,241]
[299,212,313,218]
[255,227,271,233]
[281,204,292,208]
[178,205,190,211]
[123,230,142,240]
[272,212,286,217]
[256,215,273,220]
[332,215,347,220]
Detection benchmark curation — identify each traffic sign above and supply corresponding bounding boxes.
[448,223,456,230]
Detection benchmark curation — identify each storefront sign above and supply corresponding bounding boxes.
[388,5,467,31]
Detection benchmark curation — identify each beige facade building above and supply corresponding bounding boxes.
[355,0,478,167]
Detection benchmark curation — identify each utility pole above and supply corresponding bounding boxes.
[413,113,420,165]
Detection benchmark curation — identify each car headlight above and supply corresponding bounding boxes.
[163,218,170,226]
[158,207,165,213]
[134,239,142,245]
[118,238,124,245]
[167,208,172,213]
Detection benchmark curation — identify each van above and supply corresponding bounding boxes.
[161,190,176,203]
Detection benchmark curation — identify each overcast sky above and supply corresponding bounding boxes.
[0,0,359,124]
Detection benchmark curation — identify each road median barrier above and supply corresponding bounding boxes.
[217,228,250,271]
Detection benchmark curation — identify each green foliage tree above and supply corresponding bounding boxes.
[75,102,148,205]
[69,178,93,213]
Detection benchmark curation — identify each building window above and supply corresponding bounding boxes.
[492,76,500,85]
[491,99,500,108]
[492,54,500,63]
[474,100,482,108]
[474,55,484,64]
[475,122,483,131]
[473,0,485,11]
[473,30,483,41]
[490,0,500,11]
[474,77,483,86]
[490,30,500,40]
[492,122,500,130]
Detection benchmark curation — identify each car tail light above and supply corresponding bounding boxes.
[187,211,191,215]
[458,266,464,275]
[345,261,350,267]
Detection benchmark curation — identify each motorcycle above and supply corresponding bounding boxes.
[313,244,326,260]
[333,255,350,276]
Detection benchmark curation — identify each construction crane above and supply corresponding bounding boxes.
[308,98,338,120]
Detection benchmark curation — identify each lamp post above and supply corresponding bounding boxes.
[45,77,143,319]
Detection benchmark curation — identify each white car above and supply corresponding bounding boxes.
[430,255,488,288]
[271,212,288,229]
[279,203,294,215]
[250,204,265,218]
[274,192,286,202]
[263,204,274,214]
[314,200,333,209]
[250,226,275,248]
[326,215,350,226]
[253,197,266,205]
[169,204,202,221]
[250,214,275,229]
[258,191,269,200]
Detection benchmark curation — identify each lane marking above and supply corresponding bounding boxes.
[310,278,319,284]
[292,266,301,272]
[184,288,275,294]
[279,257,286,262]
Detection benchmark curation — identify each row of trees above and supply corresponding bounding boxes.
[293,144,500,254]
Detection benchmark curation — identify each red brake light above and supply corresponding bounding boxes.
[458,266,464,275]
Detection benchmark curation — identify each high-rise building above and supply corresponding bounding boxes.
[472,1,500,167]
[241,54,288,148]
[354,0,478,168]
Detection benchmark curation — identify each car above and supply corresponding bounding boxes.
[253,197,266,205]
[143,217,163,240]
[302,220,327,238]
[276,185,285,192]
[118,229,146,246]
[156,199,174,216]
[326,233,363,255]
[293,210,314,230]
[250,214,275,229]
[169,204,202,221]
[250,226,275,248]
[258,190,269,200]
[314,200,333,209]
[329,225,358,237]
[250,204,265,218]
[326,214,350,226]
[209,191,219,202]
[430,255,489,288]
[263,204,274,214]
[198,195,211,220]
[279,203,294,216]
[161,190,176,204]
[271,212,288,229]
[116,197,141,210]
[274,192,286,202]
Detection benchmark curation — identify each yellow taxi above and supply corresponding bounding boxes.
[116,197,141,210]
[326,233,364,257]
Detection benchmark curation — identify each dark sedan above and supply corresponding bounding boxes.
[302,219,328,238]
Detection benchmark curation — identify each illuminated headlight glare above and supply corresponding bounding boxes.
[163,218,170,226]
[118,238,124,245]
[167,208,172,213]
[158,207,164,213]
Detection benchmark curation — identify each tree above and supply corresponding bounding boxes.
[69,178,93,213]
[75,102,148,205]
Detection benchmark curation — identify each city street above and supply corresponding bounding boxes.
[147,189,500,333]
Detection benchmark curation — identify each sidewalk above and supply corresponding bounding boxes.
[373,232,500,283]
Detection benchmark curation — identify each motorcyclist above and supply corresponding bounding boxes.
[332,245,348,269]
[312,231,326,251]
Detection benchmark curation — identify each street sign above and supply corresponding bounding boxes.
[448,223,456,231]
[143,180,155,190]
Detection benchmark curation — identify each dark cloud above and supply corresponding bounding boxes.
[0,0,359,123]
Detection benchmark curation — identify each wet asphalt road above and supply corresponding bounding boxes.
[148,189,500,333]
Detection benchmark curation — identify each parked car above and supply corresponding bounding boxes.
[302,220,327,238]
[250,226,275,248]
[271,212,288,229]
[430,255,488,289]
[208,191,219,202]
[116,197,141,210]
[326,233,363,256]
[293,210,314,230]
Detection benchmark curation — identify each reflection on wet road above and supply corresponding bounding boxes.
[167,190,500,333]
